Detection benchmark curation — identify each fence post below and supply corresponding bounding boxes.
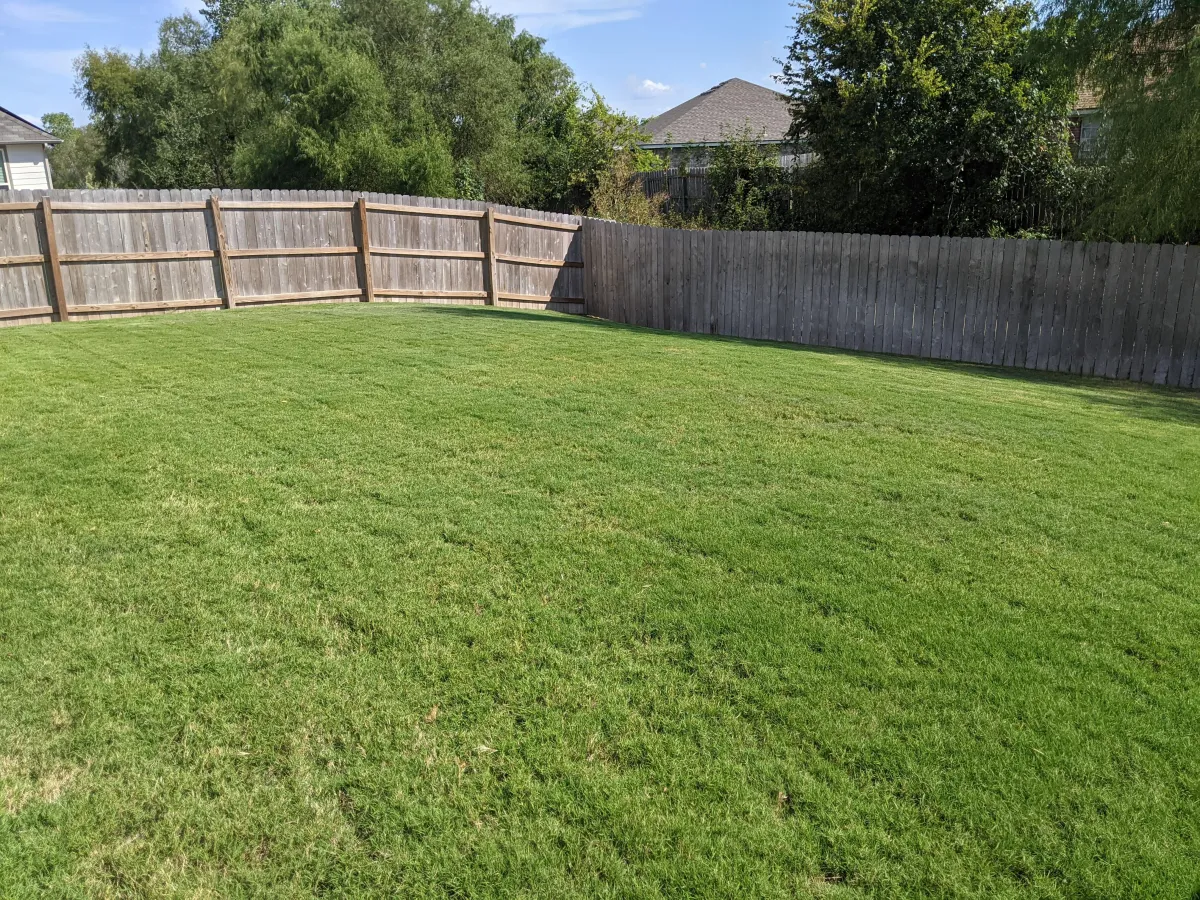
[39,198,69,323]
[579,219,588,317]
[208,196,237,309]
[356,197,376,303]
[484,207,499,306]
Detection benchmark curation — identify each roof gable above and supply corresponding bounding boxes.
[0,107,60,145]
[641,78,792,146]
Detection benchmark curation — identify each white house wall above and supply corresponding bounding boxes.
[5,144,51,190]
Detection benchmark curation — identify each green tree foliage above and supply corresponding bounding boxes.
[78,16,234,187]
[214,2,454,194]
[704,129,788,231]
[587,150,668,226]
[1038,0,1200,242]
[75,0,640,208]
[40,114,105,189]
[780,0,1077,236]
[522,91,652,212]
[200,0,251,35]
[338,0,540,202]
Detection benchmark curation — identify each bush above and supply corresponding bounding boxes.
[588,150,668,226]
[704,129,790,231]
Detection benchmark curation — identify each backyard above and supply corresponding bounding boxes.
[0,304,1197,898]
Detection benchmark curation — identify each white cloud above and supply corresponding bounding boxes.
[633,78,671,97]
[0,2,106,23]
[482,0,647,32]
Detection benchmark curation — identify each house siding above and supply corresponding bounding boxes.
[5,144,51,190]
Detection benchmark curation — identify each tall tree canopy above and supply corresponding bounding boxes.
[1038,0,1200,242]
[74,0,650,208]
[781,0,1076,236]
[40,114,104,189]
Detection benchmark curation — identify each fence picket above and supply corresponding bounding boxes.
[976,239,1001,366]
[1130,246,1169,382]
[860,235,880,353]
[1180,251,1200,388]
[1169,247,1200,388]
[1154,245,1190,385]
[945,238,968,361]
[956,238,979,362]
[4,191,1198,387]
[1049,242,1081,372]
[1031,240,1059,370]
[1092,242,1126,377]
[897,236,916,356]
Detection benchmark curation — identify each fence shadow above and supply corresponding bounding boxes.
[421,305,1200,427]
[927,361,1200,427]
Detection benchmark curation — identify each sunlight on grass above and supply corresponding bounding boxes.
[0,305,1197,898]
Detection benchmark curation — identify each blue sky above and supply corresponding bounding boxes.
[0,0,797,127]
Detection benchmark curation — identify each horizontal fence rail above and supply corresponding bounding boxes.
[581,220,1200,389]
[0,189,585,325]
[3,188,1197,390]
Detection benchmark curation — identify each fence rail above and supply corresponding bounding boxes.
[582,220,1200,389]
[640,169,713,215]
[3,189,1198,389]
[0,189,585,325]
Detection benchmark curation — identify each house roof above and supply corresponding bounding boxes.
[0,106,60,145]
[641,79,792,146]
[1074,83,1102,112]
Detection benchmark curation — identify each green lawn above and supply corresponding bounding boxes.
[1,304,1197,899]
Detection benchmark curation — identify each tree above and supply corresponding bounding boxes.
[338,0,611,205]
[73,0,642,210]
[41,114,105,189]
[705,128,788,231]
[587,149,668,226]
[213,1,454,194]
[199,0,249,36]
[780,0,1077,236]
[77,16,234,188]
[1038,0,1200,242]
[527,90,662,213]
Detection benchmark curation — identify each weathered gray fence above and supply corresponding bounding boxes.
[0,189,583,325]
[581,220,1200,388]
[4,188,1198,389]
[640,169,712,215]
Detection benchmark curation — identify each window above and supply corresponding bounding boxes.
[0,148,8,190]
[1079,117,1103,160]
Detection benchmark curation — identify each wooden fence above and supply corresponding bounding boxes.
[582,220,1200,388]
[0,189,584,325]
[640,169,713,215]
[3,188,1198,389]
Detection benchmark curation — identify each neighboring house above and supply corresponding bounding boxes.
[640,79,800,167]
[1069,85,1103,159]
[0,107,59,192]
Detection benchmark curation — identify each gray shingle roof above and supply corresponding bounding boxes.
[641,79,792,146]
[0,107,59,145]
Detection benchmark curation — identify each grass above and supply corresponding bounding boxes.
[0,303,1197,899]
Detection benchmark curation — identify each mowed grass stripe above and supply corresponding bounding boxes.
[0,304,1197,899]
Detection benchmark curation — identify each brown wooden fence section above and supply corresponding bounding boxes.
[582,220,1200,388]
[4,189,1199,389]
[0,189,584,325]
